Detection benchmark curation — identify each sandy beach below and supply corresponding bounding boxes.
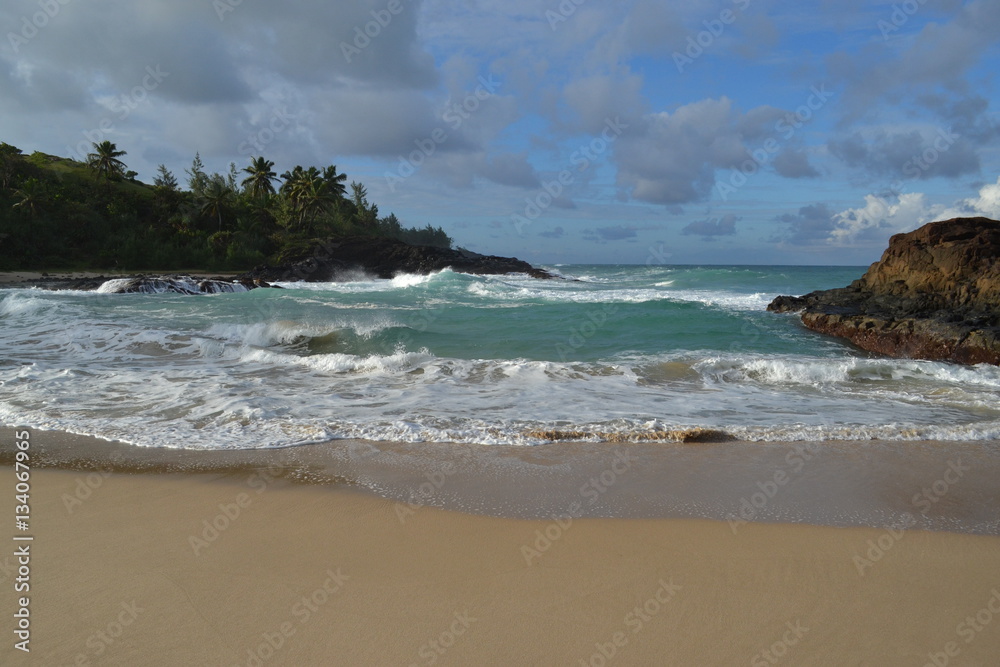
[1,432,999,665]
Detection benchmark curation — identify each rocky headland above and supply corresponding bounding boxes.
[5,237,556,292]
[238,236,557,283]
[768,217,1000,365]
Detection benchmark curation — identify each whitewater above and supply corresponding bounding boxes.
[3,264,1000,450]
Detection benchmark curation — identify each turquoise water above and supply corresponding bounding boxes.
[3,265,1000,448]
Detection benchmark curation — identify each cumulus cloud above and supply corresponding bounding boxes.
[562,71,647,133]
[812,176,1000,248]
[774,204,836,245]
[828,193,940,245]
[0,0,448,172]
[682,214,738,237]
[829,126,979,181]
[772,149,819,179]
[939,176,1000,219]
[613,97,783,205]
[831,0,1000,121]
[0,0,997,267]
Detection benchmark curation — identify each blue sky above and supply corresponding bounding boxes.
[2,0,998,265]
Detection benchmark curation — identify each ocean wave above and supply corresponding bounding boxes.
[661,290,773,311]
[272,268,466,293]
[6,402,1000,450]
[698,356,1000,389]
[205,315,400,348]
[0,294,53,318]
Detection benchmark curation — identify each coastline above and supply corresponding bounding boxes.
[5,428,998,535]
[2,447,999,664]
[0,271,243,287]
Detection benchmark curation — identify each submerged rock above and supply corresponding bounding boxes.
[768,217,1000,365]
[238,236,558,282]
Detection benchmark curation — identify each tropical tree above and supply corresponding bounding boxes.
[350,181,378,229]
[322,165,348,199]
[197,176,236,231]
[0,143,25,192]
[12,178,46,217]
[86,141,128,184]
[226,162,241,193]
[296,177,338,230]
[280,166,328,229]
[279,166,305,197]
[242,157,278,200]
[153,164,179,191]
[186,153,209,195]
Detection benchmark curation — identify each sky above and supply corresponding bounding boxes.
[1,0,999,266]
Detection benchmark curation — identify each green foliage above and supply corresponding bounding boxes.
[154,165,179,190]
[0,142,455,271]
[87,141,128,184]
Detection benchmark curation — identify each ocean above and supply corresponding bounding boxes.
[3,264,1000,450]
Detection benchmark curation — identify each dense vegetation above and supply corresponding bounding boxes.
[0,141,453,271]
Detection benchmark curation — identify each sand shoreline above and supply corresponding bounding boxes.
[1,459,999,665]
[4,427,999,535]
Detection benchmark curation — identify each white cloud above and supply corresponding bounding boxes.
[828,193,941,244]
[828,176,1000,246]
[613,97,785,205]
[940,176,1000,219]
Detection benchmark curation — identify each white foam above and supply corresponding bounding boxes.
[95,278,133,294]
[0,294,51,317]
[391,272,439,288]
[662,290,773,311]
[5,268,1000,451]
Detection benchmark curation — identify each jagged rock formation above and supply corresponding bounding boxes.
[238,236,557,282]
[95,276,274,294]
[768,217,1000,365]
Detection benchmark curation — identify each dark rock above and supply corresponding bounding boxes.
[98,276,257,295]
[238,236,558,283]
[768,217,1000,365]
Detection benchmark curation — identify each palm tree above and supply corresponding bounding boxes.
[12,178,46,217]
[86,141,128,184]
[279,166,305,197]
[296,177,337,229]
[198,176,235,231]
[322,165,348,199]
[243,193,277,234]
[242,157,278,200]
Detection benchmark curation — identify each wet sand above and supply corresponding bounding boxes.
[1,430,999,664]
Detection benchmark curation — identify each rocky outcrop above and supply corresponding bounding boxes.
[768,217,1000,365]
[237,236,557,282]
[14,274,275,293]
[96,276,275,294]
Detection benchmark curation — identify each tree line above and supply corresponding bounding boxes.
[0,141,453,271]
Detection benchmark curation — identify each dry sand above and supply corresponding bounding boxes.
[1,462,998,666]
